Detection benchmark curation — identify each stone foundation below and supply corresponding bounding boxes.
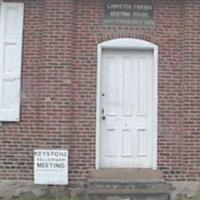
[170,182,200,200]
[0,180,70,200]
[1,180,200,200]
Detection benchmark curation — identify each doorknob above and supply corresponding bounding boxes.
[102,108,106,120]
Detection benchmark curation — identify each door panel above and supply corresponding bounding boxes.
[100,49,154,168]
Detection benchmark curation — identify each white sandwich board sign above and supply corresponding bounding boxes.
[34,149,68,185]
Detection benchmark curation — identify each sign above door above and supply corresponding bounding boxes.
[104,0,154,26]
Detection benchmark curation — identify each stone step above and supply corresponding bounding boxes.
[89,169,165,183]
[87,182,172,196]
[88,178,165,184]
[87,186,170,195]
[84,193,170,200]
[87,181,172,192]
[83,169,172,200]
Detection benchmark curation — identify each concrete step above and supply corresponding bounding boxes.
[87,187,170,195]
[89,169,165,183]
[87,179,172,192]
[83,169,172,200]
[84,194,170,200]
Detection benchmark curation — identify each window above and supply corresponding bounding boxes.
[0,2,24,121]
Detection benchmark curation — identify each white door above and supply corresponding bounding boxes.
[100,49,154,168]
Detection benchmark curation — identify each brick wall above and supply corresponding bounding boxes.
[182,0,200,181]
[0,0,74,182]
[0,0,200,188]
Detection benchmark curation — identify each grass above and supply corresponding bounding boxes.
[180,197,200,200]
[2,194,82,200]
[4,194,200,200]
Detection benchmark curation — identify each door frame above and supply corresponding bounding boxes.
[96,38,158,170]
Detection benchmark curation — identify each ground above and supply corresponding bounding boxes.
[2,196,79,200]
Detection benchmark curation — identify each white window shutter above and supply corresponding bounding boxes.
[0,2,24,121]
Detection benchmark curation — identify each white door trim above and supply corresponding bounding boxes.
[96,38,158,170]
